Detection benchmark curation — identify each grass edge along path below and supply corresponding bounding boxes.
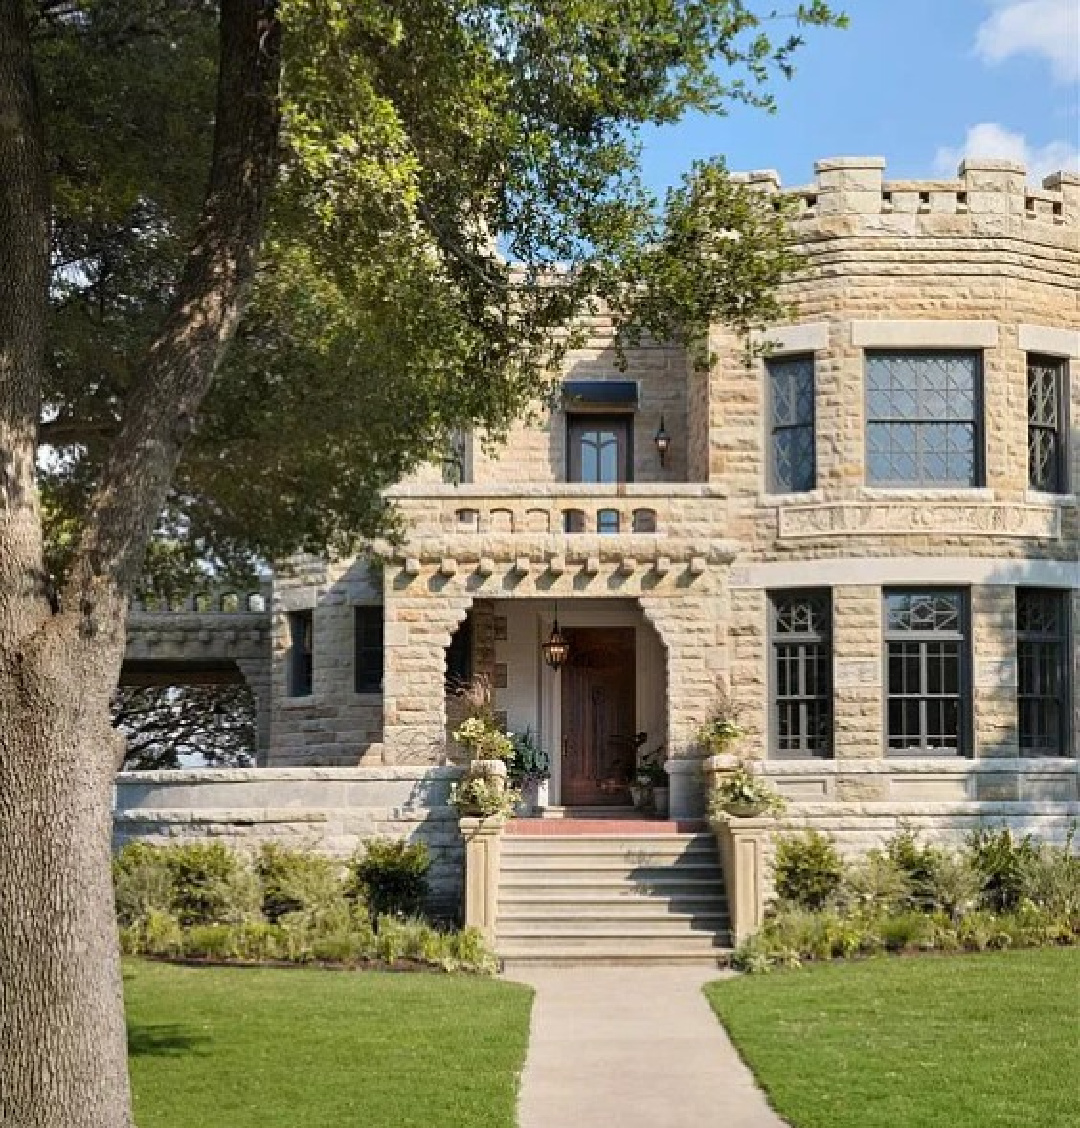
[125,958,533,1128]
[705,948,1080,1128]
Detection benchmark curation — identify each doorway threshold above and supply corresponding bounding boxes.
[507,809,709,835]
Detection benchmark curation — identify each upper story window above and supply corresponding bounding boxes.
[354,605,384,694]
[1027,355,1068,493]
[287,609,314,697]
[767,355,816,493]
[770,590,832,757]
[884,590,969,754]
[1016,589,1071,755]
[567,415,633,483]
[866,352,983,487]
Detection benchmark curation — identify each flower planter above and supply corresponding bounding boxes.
[720,800,768,818]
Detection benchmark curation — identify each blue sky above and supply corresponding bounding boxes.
[638,0,1080,195]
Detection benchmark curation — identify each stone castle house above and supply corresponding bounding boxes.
[268,156,1078,809]
[118,156,1078,947]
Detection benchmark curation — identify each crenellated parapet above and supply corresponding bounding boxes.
[735,156,1079,227]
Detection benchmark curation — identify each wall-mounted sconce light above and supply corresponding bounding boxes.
[654,415,671,469]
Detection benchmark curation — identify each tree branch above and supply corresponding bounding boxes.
[65,0,282,620]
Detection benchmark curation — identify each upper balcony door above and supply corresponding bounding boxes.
[567,414,633,483]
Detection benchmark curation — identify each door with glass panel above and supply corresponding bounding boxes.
[567,415,632,483]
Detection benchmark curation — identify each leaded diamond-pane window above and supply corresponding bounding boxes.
[771,590,832,757]
[768,355,816,493]
[1027,355,1068,493]
[1017,589,1070,755]
[884,590,969,754]
[866,352,982,486]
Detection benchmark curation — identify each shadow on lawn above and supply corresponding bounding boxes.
[127,1022,211,1058]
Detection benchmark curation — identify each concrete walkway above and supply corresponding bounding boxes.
[509,967,787,1128]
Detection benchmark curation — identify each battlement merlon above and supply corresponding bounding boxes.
[732,156,1079,225]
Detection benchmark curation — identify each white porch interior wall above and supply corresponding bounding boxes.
[493,599,667,805]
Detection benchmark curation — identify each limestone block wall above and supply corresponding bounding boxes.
[113,767,465,916]
[403,316,691,487]
[269,556,385,766]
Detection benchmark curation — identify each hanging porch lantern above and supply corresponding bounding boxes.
[541,617,570,671]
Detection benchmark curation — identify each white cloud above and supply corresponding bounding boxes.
[975,0,1079,83]
[934,122,1080,182]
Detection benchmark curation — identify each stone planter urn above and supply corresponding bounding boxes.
[718,799,768,818]
[652,786,670,819]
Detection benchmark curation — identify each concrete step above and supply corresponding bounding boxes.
[501,902,731,920]
[499,932,730,954]
[501,951,730,968]
[502,832,714,849]
[499,889,726,908]
[498,917,729,937]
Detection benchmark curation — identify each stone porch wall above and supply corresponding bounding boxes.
[113,767,465,916]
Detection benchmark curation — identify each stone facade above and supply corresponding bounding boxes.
[252,158,1077,835]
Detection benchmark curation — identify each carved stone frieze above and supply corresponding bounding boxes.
[778,502,1061,540]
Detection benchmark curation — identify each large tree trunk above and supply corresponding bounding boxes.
[0,3,281,1125]
[0,637,132,1126]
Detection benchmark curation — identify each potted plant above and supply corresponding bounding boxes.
[508,728,551,813]
[696,691,745,756]
[709,761,786,819]
[633,746,669,816]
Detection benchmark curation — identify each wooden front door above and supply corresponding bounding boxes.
[561,628,637,806]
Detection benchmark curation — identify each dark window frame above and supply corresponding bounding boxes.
[766,354,817,494]
[354,605,384,694]
[1016,588,1072,756]
[883,589,972,756]
[865,350,985,488]
[287,609,314,698]
[566,413,634,484]
[1026,354,1070,494]
[769,589,833,758]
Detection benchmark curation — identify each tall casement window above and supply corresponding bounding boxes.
[1016,589,1070,755]
[354,606,384,694]
[567,415,632,483]
[866,352,983,486]
[770,591,832,756]
[767,355,816,493]
[286,609,314,697]
[884,591,969,754]
[1027,355,1068,493]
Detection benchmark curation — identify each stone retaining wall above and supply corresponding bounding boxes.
[113,767,465,917]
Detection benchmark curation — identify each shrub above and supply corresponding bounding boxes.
[163,841,263,926]
[348,838,431,923]
[841,851,912,914]
[773,830,844,910]
[255,844,347,924]
[967,828,1040,912]
[113,843,174,927]
[883,830,942,909]
[924,851,983,921]
[876,911,935,953]
[1019,837,1080,923]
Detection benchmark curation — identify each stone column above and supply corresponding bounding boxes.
[459,816,505,943]
[713,817,770,946]
[640,588,726,818]
[832,585,883,763]
[383,567,472,763]
[972,585,1019,756]
[236,656,272,765]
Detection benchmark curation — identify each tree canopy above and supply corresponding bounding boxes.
[37,0,844,582]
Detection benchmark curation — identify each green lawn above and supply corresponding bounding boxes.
[124,959,533,1128]
[706,948,1080,1128]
